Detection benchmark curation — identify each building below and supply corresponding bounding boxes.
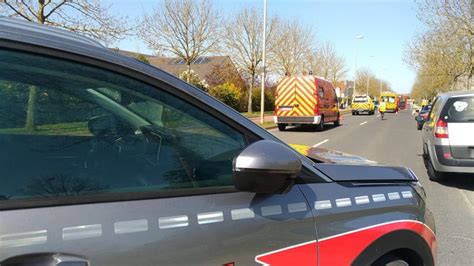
[334,80,354,107]
[113,49,241,86]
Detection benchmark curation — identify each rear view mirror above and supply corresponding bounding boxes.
[233,140,302,194]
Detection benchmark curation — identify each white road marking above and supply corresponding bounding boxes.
[360,121,368,126]
[313,139,329,147]
[377,114,381,117]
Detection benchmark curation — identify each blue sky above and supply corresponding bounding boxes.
[108,0,424,94]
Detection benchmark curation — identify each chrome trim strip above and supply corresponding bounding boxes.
[63,224,102,240]
[354,195,370,205]
[114,219,148,234]
[315,200,332,210]
[261,205,283,216]
[287,202,308,213]
[0,230,47,248]
[231,208,255,220]
[159,215,189,229]
[372,194,387,202]
[197,211,224,225]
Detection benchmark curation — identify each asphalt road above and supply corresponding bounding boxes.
[269,109,474,266]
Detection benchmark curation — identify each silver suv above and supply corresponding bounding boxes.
[422,91,474,181]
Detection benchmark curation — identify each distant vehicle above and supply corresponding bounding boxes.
[274,75,340,131]
[422,91,474,181]
[420,99,429,108]
[351,95,375,115]
[380,92,399,113]
[415,104,432,130]
[398,95,409,110]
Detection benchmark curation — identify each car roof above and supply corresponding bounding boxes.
[438,90,474,99]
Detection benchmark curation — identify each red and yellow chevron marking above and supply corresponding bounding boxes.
[275,76,317,117]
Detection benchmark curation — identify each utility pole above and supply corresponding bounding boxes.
[260,0,267,124]
[366,75,370,96]
[354,35,364,95]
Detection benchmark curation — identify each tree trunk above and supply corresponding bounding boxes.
[186,63,191,83]
[247,79,254,114]
[25,86,38,131]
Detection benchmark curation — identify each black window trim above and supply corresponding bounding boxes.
[0,40,331,210]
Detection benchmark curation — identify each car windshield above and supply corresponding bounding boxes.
[382,96,396,103]
[354,97,368,103]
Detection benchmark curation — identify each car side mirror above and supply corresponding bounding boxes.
[233,140,302,194]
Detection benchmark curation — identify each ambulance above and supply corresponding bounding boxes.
[380,91,399,113]
[274,75,340,131]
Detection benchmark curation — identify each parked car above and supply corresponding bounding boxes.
[422,91,474,181]
[0,17,436,266]
[274,75,340,131]
[415,104,432,130]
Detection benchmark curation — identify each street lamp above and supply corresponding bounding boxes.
[354,35,364,95]
[260,0,267,124]
[367,55,375,96]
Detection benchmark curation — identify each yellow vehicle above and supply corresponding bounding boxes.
[351,95,375,115]
[380,92,398,113]
[420,99,429,108]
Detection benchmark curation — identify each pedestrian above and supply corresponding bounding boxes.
[379,101,387,120]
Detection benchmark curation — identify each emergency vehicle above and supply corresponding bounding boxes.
[351,95,375,115]
[380,92,399,113]
[274,75,340,131]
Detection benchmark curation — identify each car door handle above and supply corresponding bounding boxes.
[1,253,89,266]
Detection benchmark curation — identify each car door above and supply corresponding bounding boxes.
[317,86,328,121]
[323,86,336,122]
[0,47,318,265]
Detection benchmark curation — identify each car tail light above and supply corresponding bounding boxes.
[434,119,449,138]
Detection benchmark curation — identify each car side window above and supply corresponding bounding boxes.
[0,49,247,202]
[426,97,441,126]
[318,87,324,98]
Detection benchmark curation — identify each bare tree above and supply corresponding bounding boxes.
[311,41,348,84]
[355,68,391,98]
[407,0,473,96]
[139,0,220,83]
[223,7,278,113]
[271,20,314,76]
[1,0,129,130]
[1,0,129,44]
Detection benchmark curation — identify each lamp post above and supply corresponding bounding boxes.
[260,0,267,124]
[354,35,364,95]
[367,55,375,97]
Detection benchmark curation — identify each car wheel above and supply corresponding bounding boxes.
[427,155,444,181]
[373,255,409,266]
[334,114,341,126]
[316,116,324,131]
[352,111,356,116]
[277,123,287,131]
